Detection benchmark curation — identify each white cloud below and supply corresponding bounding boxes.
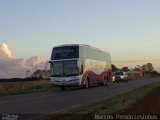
[0,59,26,78]
[0,42,45,78]
[0,42,13,59]
[26,56,43,68]
[26,56,45,71]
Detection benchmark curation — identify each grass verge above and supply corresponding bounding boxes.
[51,81,160,120]
[0,80,59,96]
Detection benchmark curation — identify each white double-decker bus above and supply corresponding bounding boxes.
[50,44,112,90]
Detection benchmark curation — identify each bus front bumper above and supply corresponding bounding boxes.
[50,77,80,86]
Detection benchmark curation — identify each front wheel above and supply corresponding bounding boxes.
[123,78,128,83]
[125,77,128,82]
[83,76,89,88]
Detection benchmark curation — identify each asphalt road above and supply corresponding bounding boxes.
[0,77,160,120]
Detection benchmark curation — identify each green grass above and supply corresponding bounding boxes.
[51,82,160,120]
[0,80,59,96]
[75,82,160,114]
[0,75,159,96]
[129,75,160,81]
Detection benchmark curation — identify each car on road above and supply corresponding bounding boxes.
[112,71,129,83]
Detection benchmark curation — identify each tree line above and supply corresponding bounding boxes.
[112,63,160,75]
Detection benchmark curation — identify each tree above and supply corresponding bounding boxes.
[146,63,154,72]
[111,64,119,72]
[134,65,141,71]
[121,66,129,72]
[141,63,155,75]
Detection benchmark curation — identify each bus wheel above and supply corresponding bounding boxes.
[61,86,67,90]
[84,77,89,88]
[103,76,108,86]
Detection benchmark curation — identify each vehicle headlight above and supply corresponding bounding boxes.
[112,76,115,81]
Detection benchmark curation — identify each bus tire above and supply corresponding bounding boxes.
[83,76,89,88]
[103,75,108,86]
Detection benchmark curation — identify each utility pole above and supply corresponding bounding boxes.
[26,68,31,77]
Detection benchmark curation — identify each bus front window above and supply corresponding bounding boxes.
[51,61,63,77]
[64,60,79,77]
[51,60,79,77]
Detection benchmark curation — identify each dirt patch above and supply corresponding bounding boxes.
[122,86,160,114]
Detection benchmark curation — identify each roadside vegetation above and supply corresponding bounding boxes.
[0,80,59,96]
[51,81,160,120]
[0,75,159,96]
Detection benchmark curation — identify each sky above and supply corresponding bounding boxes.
[0,0,160,78]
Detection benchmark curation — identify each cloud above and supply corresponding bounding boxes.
[0,42,45,78]
[26,56,44,69]
[0,59,26,78]
[0,42,13,59]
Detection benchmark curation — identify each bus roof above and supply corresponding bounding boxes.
[53,44,110,55]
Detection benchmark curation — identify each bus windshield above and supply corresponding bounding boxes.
[51,60,79,77]
[51,61,63,77]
